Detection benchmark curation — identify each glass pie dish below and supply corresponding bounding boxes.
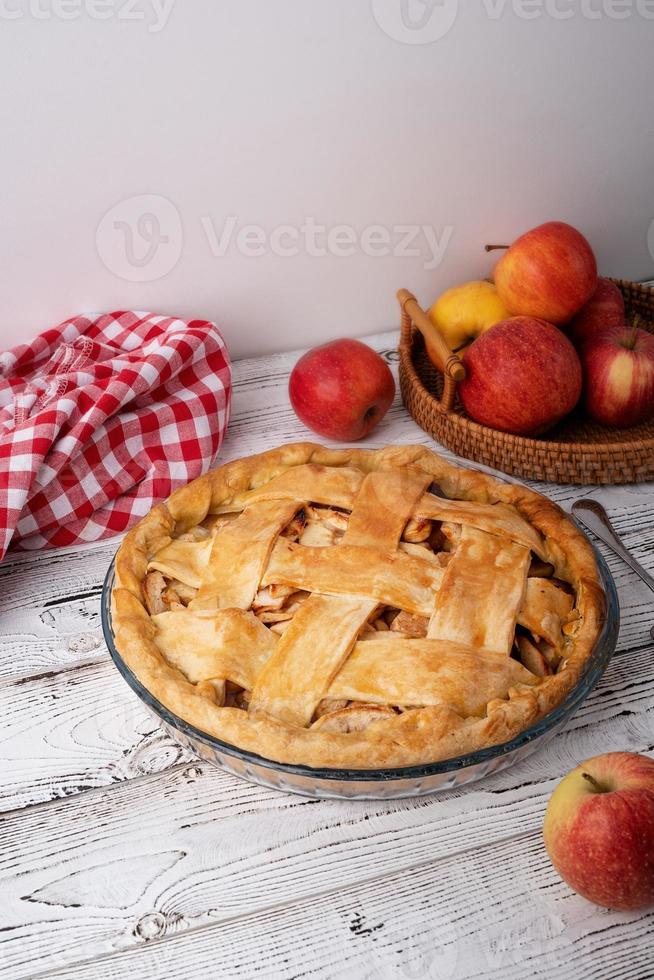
[101,546,618,801]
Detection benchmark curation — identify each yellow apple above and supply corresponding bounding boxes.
[428,281,510,352]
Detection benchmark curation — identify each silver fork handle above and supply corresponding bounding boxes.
[572,499,654,596]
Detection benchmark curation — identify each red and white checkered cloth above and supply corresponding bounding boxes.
[0,311,231,559]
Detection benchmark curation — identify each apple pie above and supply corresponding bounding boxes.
[111,443,605,769]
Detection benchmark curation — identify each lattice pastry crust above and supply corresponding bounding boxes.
[111,443,605,769]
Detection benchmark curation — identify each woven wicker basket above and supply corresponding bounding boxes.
[398,279,654,484]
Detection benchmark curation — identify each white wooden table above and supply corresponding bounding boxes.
[1,330,653,980]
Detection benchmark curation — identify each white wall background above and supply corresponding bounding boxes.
[1,0,653,358]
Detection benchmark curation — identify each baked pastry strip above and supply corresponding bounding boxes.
[414,497,547,560]
[428,526,531,653]
[153,608,275,687]
[262,540,444,616]
[341,468,432,549]
[249,594,379,727]
[249,469,432,726]
[209,463,547,558]
[147,537,565,633]
[213,464,365,513]
[190,499,301,611]
[331,637,539,716]
[152,608,538,718]
[148,537,214,589]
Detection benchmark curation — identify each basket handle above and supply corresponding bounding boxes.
[397,289,465,412]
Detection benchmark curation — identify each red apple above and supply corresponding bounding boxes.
[494,221,598,324]
[581,325,654,428]
[544,752,654,911]
[289,338,395,441]
[568,278,626,349]
[459,317,582,435]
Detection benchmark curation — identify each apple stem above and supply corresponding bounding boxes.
[485,244,510,253]
[582,772,604,793]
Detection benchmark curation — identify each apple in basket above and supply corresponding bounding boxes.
[428,280,511,352]
[568,277,626,350]
[289,338,396,440]
[492,221,598,325]
[459,317,582,436]
[581,324,654,428]
[544,752,654,911]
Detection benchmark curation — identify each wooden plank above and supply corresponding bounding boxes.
[0,663,195,812]
[0,666,652,977]
[10,801,654,980]
[39,832,654,980]
[0,543,117,681]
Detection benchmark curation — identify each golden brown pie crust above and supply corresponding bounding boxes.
[110,443,606,770]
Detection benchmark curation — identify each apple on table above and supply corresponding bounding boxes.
[289,338,396,441]
[544,752,654,911]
